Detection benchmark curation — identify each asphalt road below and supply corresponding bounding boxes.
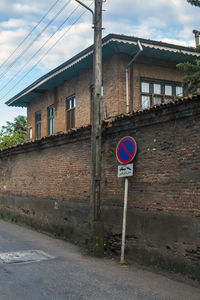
[0,220,199,300]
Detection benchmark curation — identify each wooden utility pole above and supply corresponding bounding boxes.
[75,0,103,256]
[90,0,104,257]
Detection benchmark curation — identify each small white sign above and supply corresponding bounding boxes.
[118,164,133,178]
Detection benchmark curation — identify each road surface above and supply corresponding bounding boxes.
[0,219,199,300]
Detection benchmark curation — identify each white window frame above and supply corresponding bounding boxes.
[141,78,183,109]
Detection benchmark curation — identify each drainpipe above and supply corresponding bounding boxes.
[125,40,143,113]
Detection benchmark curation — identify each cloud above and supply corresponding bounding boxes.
[0,18,27,29]
[13,3,39,14]
[38,21,93,69]
[0,0,199,128]
[103,0,199,44]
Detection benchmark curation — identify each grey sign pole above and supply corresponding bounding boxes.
[120,177,129,264]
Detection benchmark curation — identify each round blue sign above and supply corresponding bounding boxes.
[116,136,137,164]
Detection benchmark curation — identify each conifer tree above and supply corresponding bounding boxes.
[176,0,200,95]
[187,0,200,7]
[177,46,200,95]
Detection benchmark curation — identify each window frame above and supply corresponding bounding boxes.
[66,95,76,130]
[35,111,41,139]
[140,78,183,109]
[47,105,54,136]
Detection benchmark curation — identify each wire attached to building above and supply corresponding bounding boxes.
[2,1,94,101]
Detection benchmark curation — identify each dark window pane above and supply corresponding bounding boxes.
[35,111,41,138]
[47,105,54,135]
[66,96,76,110]
[66,96,75,130]
[67,109,75,130]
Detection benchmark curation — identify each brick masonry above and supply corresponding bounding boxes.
[101,97,200,278]
[27,53,184,138]
[0,128,92,244]
[1,96,200,279]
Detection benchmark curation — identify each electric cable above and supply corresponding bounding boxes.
[2,2,94,101]
[0,3,81,95]
[0,0,61,72]
[0,0,72,81]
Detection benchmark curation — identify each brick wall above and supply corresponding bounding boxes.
[0,128,91,244]
[101,97,200,276]
[1,96,200,279]
[27,54,185,138]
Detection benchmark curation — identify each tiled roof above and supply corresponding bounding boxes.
[6,33,199,107]
[1,94,199,153]
[104,94,200,125]
[0,124,91,153]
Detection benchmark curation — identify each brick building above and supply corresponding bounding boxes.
[6,33,200,139]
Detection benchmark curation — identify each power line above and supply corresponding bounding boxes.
[0,0,62,72]
[0,0,72,81]
[2,2,93,101]
[0,3,81,95]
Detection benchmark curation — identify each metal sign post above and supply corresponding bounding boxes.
[120,177,129,264]
[116,136,137,265]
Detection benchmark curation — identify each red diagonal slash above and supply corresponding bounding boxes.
[120,142,132,158]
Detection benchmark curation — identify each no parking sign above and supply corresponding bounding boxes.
[116,136,137,264]
[116,136,137,164]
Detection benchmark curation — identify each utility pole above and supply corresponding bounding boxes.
[75,0,103,257]
[90,0,104,257]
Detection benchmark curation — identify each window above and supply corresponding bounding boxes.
[35,111,41,139]
[29,127,32,139]
[141,79,183,109]
[66,95,76,130]
[47,105,54,135]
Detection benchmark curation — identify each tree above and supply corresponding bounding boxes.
[187,0,200,7]
[177,0,200,95]
[177,46,200,95]
[0,115,28,149]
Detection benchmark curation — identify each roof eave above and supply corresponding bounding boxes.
[6,33,200,107]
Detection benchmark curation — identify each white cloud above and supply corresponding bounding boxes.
[39,21,93,69]
[0,0,199,127]
[13,3,39,14]
[161,38,194,47]
[103,0,199,44]
[0,18,27,29]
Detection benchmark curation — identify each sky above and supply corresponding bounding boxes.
[0,0,199,128]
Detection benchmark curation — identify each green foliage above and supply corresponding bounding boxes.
[187,0,200,6]
[177,51,200,95]
[0,115,28,149]
[195,45,200,53]
[182,0,200,94]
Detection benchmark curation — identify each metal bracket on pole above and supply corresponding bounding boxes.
[74,0,95,24]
